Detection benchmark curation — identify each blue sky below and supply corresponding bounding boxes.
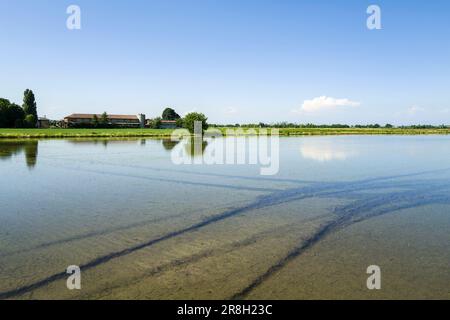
[1,0,449,124]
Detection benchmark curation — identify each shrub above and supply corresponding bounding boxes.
[183,112,208,134]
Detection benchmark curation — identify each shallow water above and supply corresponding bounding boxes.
[0,136,449,299]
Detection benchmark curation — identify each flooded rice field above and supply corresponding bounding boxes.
[0,136,449,299]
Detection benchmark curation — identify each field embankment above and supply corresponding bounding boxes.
[0,127,449,139]
[0,128,175,139]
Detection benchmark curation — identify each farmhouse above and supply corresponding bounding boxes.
[64,114,145,128]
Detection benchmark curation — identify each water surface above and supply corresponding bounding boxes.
[0,136,449,299]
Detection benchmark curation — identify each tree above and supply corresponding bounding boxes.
[0,100,25,128]
[175,117,184,128]
[92,114,99,127]
[162,108,180,121]
[183,112,208,134]
[100,112,109,126]
[24,114,36,128]
[23,89,38,127]
[148,117,162,129]
[9,104,25,128]
[0,98,10,127]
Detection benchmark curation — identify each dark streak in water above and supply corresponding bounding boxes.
[0,204,251,299]
[1,192,299,299]
[42,155,318,185]
[230,185,450,300]
[85,218,329,299]
[1,170,449,299]
[0,210,198,259]
[53,165,280,193]
[1,177,429,260]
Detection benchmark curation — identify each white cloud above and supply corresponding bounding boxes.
[294,96,361,113]
[300,142,359,162]
[407,106,425,116]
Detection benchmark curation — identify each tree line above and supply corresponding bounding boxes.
[3,95,446,131]
[210,122,450,129]
[0,89,38,128]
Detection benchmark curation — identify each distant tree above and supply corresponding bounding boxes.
[183,112,208,134]
[0,98,10,127]
[10,104,26,128]
[175,117,184,128]
[385,123,394,128]
[0,100,26,128]
[22,89,38,127]
[148,117,162,129]
[162,108,181,121]
[49,120,60,128]
[92,114,99,127]
[1,99,27,128]
[100,112,109,126]
[24,114,36,128]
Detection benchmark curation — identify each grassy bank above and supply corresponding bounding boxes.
[274,127,450,136]
[0,128,175,138]
[0,127,449,139]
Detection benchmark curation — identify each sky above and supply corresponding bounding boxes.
[1,0,449,125]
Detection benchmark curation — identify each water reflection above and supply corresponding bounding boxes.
[0,136,449,299]
[299,140,358,162]
[161,139,179,151]
[184,137,208,157]
[0,138,210,169]
[64,137,208,156]
[0,140,38,168]
[67,139,146,147]
[169,137,208,159]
